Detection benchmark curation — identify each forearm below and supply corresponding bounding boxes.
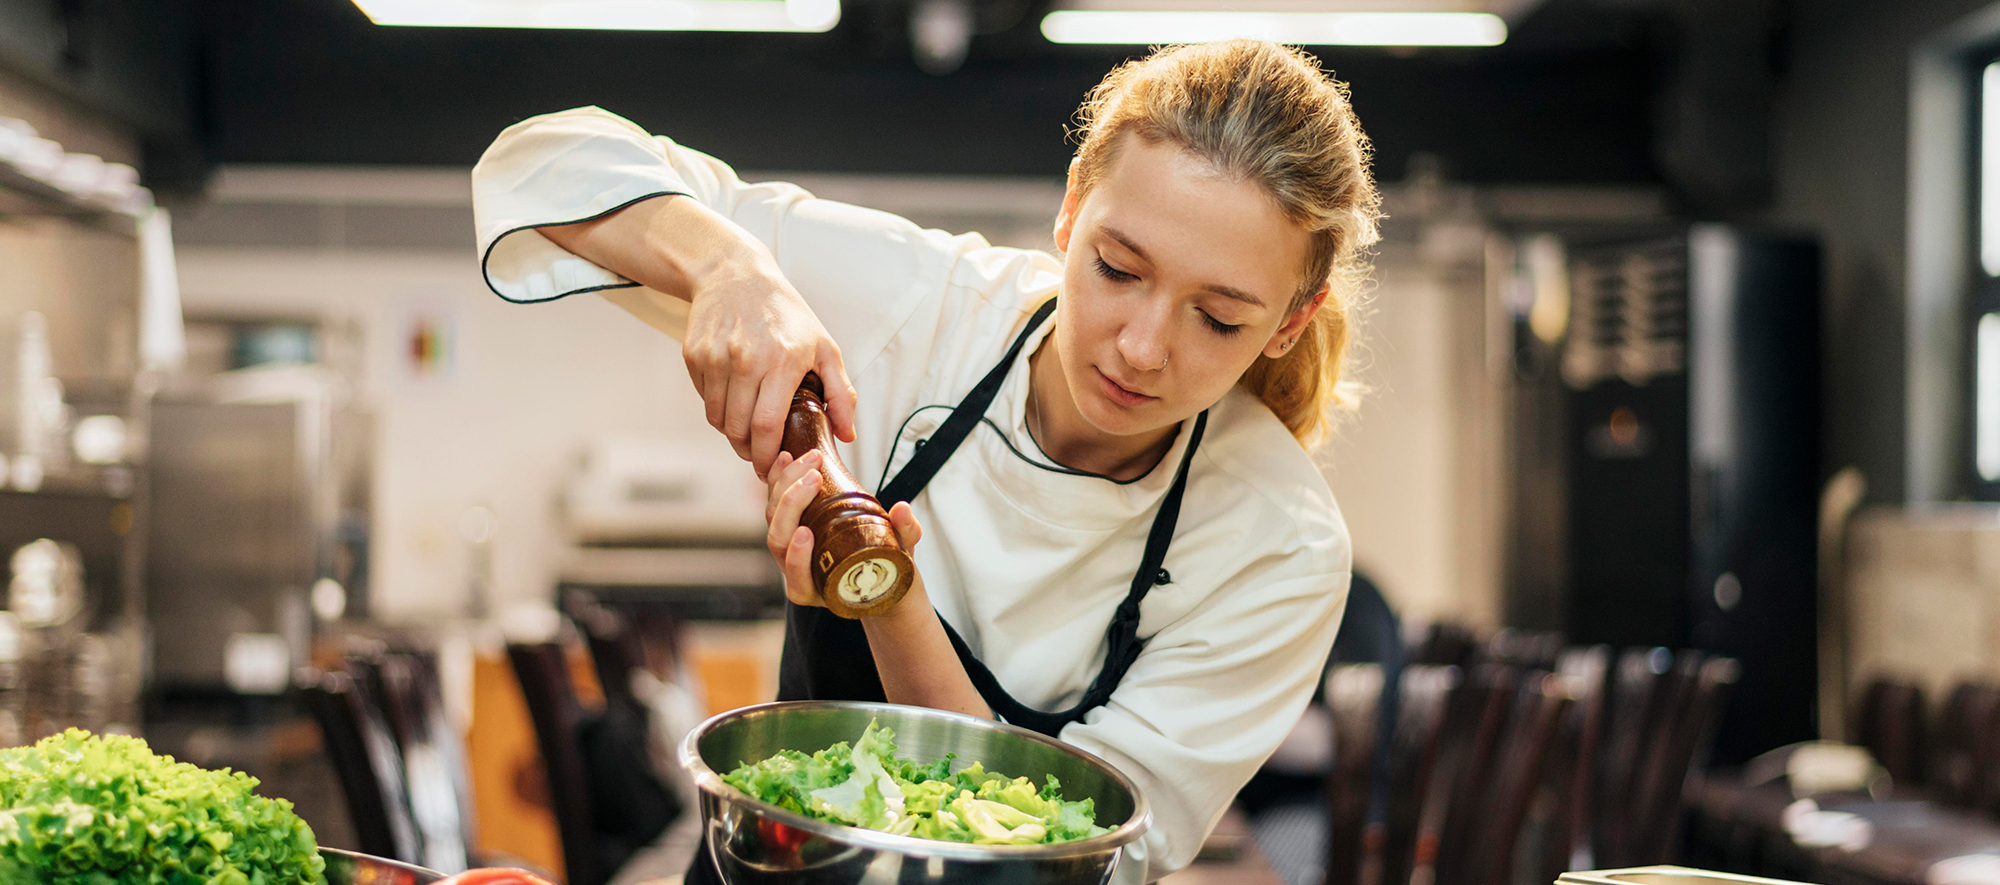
[540,194,776,305]
[861,585,992,720]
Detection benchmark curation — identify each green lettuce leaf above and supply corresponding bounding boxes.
[719,720,1109,846]
[0,728,326,885]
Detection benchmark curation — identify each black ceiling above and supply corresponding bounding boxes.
[196,0,1663,184]
[4,0,1700,191]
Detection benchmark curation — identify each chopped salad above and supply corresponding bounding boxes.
[720,721,1110,845]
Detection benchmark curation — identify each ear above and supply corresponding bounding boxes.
[1054,157,1082,253]
[1264,284,1329,359]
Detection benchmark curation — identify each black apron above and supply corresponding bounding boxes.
[686,298,1206,883]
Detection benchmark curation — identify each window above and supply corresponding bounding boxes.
[1973,58,2000,496]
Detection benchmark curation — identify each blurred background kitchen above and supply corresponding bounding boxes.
[0,0,1994,883]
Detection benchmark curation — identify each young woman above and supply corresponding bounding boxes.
[473,39,1379,882]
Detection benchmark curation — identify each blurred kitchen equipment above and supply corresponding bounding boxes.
[0,117,161,741]
[679,700,1149,885]
[147,322,371,691]
[782,373,912,618]
[1504,227,1821,766]
[1,538,130,740]
[557,433,779,621]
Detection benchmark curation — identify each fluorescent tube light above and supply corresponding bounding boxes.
[1040,10,1505,46]
[352,0,840,32]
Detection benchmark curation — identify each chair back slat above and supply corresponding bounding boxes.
[1537,645,1612,881]
[1852,678,1927,788]
[301,668,423,863]
[1596,647,1672,864]
[1430,663,1520,885]
[1325,664,1386,885]
[1627,655,1738,863]
[1472,672,1575,885]
[509,641,606,885]
[371,652,473,874]
[1380,664,1461,885]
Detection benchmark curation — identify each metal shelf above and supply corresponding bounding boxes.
[0,162,141,238]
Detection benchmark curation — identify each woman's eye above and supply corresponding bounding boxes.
[1092,257,1138,282]
[1201,312,1242,336]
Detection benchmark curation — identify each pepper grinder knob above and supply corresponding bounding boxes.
[780,373,916,618]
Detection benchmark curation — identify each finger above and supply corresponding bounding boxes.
[783,526,820,607]
[768,468,821,548]
[767,468,816,565]
[888,501,923,550]
[748,370,799,480]
[817,345,860,444]
[763,451,795,520]
[764,450,818,512]
[721,369,761,461]
[695,355,728,432]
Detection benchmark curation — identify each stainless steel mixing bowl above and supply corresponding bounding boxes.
[321,847,444,885]
[679,701,1150,885]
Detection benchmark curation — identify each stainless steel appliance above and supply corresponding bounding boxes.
[146,364,370,691]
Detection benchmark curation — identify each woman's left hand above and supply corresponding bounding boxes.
[765,449,924,610]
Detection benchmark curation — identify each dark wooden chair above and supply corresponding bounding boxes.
[1536,645,1612,881]
[1379,664,1461,885]
[1852,678,1927,790]
[1430,662,1521,885]
[1411,623,1480,668]
[1594,647,1674,865]
[300,667,423,864]
[1626,655,1738,863]
[1485,629,1565,672]
[1324,664,1385,885]
[1926,681,2000,812]
[509,641,607,885]
[569,598,651,712]
[1472,671,1576,885]
[367,651,474,874]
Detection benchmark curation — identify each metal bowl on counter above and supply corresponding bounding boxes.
[679,701,1150,885]
[321,847,444,885]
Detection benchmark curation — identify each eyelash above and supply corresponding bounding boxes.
[1091,256,1242,336]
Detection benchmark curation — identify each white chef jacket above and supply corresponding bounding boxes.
[473,106,1352,883]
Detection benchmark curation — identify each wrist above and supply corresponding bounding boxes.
[660,202,779,304]
[860,583,933,631]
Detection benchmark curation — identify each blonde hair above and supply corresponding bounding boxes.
[1070,39,1381,446]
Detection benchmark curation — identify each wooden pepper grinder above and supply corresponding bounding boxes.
[781,372,915,618]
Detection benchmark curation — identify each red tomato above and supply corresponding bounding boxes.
[758,817,812,857]
[433,868,557,885]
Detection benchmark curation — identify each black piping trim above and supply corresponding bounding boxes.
[479,190,688,304]
[876,403,1156,491]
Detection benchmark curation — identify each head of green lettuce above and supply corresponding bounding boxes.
[0,728,326,885]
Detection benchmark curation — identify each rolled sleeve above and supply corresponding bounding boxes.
[473,106,694,304]
[470,105,963,378]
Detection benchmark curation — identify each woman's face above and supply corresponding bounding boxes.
[1053,132,1321,440]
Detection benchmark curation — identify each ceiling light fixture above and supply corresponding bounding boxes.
[1039,10,1506,46]
[351,0,840,32]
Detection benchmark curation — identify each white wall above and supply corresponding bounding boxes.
[1320,242,1489,627]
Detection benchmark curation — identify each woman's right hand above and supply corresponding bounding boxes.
[539,193,859,480]
[684,257,858,480]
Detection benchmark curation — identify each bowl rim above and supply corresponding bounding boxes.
[678,700,1152,862]
[319,846,444,882]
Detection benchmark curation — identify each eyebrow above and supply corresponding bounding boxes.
[1099,225,1269,309]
